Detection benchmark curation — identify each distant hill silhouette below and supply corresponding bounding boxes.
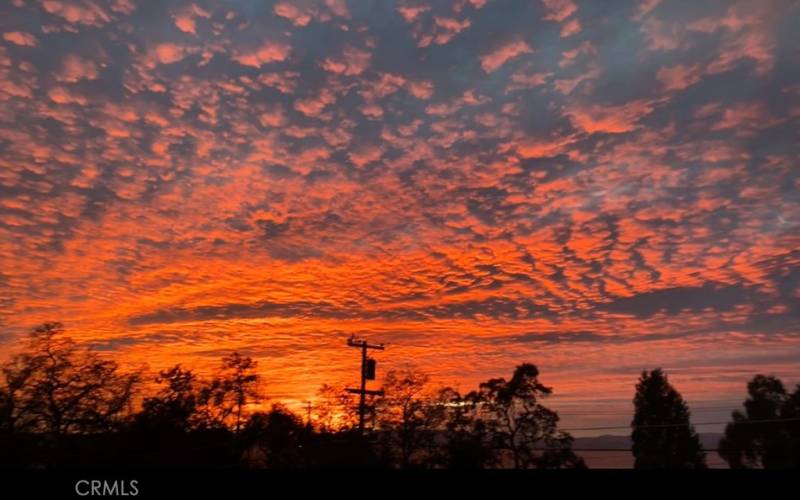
[572,433,724,450]
[571,433,729,469]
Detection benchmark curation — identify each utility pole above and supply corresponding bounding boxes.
[345,335,384,434]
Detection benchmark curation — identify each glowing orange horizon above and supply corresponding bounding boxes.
[1,0,798,434]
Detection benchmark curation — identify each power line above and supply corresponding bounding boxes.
[555,406,742,417]
[563,449,736,453]
[561,417,800,432]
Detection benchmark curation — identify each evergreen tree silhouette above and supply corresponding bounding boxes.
[631,369,706,469]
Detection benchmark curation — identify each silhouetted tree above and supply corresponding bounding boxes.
[631,369,706,469]
[470,363,585,469]
[241,404,309,468]
[199,353,262,432]
[0,323,140,436]
[124,363,247,468]
[314,383,359,432]
[135,365,201,432]
[719,375,800,468]
[375,369,448,468]
[438,387,492,469]
[0,353,37,434]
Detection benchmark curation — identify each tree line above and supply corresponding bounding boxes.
[0,323,798,469]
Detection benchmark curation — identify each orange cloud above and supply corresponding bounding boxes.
[566,99,660,134]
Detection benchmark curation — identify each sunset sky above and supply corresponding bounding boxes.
[1,0,798,435]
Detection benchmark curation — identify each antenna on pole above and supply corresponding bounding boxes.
[345,335,384,434]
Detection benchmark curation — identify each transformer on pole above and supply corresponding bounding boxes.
[345,335,384,433]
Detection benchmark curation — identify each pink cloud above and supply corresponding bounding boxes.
[560,18,581,37]
[418,17,472,46]
[233,41,292,68]
[361,73,407,100]
[708,29,775,77]
[712,101,781,133]
[173,15,196,34]
[0,78,34,99]
[153,43,186,65]
[274,2,313,27]
[407,80,434,100]
[3,31,38,47]
[640,17,682,51]
[349,145,384,167]
[434,16,471,32]
[506,70,551,92]
[258,106,286,128]
[633,0,662,20]
[693,102,721,120]
[656,63,704,92]
[566,99,660,134]
[41,0,112,27]
[542,0,577,22]
[397,5,431,23]
[559,41,596,68]
[259,71,299,94]
[360,103,384,120]
[324,0,350,18]
[58,54,100,82]
[294,88,336,117]
[320,46,371,76]
[685,6,775,77]
[516,135,576,158]
[480,40,533,73]
[424,89,488,117]
[173,4,211,35]
[554,64,600,94]
[687,6,753,34]
[48,86,87,105]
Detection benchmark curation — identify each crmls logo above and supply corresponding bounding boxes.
[75,480,139,497]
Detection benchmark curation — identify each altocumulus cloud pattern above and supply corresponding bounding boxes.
[0,0,798,410]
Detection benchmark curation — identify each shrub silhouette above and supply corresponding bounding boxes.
[719,374,800,468]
